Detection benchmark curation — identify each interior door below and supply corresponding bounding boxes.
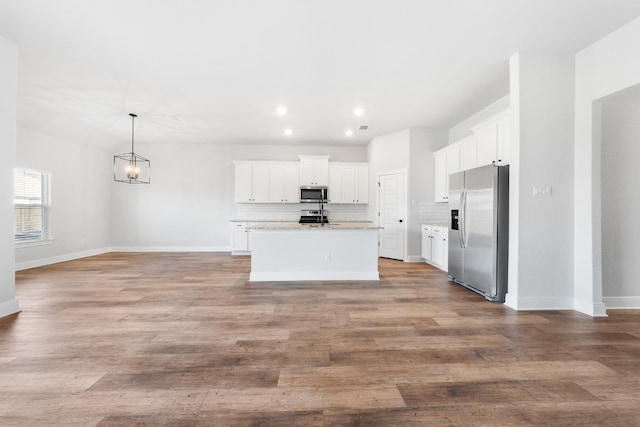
[378,171,406,260]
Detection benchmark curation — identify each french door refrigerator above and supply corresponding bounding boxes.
[448,164,509,302]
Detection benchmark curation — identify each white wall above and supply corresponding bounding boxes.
[0,36,19,318]
[15,128,112,270]
[366,128,447,261]
[111,143,367,250]
[574,16,640,316]
[600,84,640,308]
[408,128,447,260]
[448,95,510,143]
[506,52,575,311]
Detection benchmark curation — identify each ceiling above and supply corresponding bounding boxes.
[1,0,640,150]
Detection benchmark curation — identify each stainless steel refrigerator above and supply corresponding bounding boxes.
[448,164,509,302]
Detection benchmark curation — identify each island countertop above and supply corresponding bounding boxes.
[247,222,380,230]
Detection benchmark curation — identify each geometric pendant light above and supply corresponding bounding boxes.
[113,113,151,184]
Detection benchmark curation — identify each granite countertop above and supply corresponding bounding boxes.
[422,222,449,228]
[247,222,379,230]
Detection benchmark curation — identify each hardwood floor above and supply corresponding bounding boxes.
[1,252,640,426]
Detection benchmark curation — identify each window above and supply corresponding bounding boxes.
[14,168,51,243]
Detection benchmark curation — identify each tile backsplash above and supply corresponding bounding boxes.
[236,203,370,222]
[236,201,449,224]
[419,201,449,224]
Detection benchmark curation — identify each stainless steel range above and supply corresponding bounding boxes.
[299,209,329,224]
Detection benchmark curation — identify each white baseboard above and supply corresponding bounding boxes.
[249,271,380,281]
[405,256,426,263]
[111,246,231,253]
[15,247,112,271]
[603,296,640,310]
[502,295,575,311]
[574,299,608,317]
[0,298,20,319]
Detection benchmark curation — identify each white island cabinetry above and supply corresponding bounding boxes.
[248,223,379,281]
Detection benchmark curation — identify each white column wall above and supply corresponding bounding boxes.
[0,36,19,318]
[506,52,575,310]
[574,16,640,315]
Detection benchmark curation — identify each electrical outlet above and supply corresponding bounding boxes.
[325,254,331,262]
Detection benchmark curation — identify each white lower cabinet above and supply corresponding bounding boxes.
[230,222,252,255]
[421,224,448,271]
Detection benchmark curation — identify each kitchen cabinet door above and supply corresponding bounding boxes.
[235,163,253,202]
[283,164,300,202]
[421,225,433,261]
[355,165,369,204]
[231,222,251,254]
[473,110,510,167]
[434,145,459,203]
[299,156,329,186]
[459,135,477,171]
[342,165,356,203]
[431,226,445,267]
[328,164,343,203]
[434,151,447,202]
[269,163,299,203]
[328,163,369,204]
[251,164,270,203]
[476,124,498,167]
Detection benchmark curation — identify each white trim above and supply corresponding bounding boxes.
[15,247,112,271]
[603,296,640,310]
[501,296,575,311]
[111,246,231,253]
[250,271,379,282]
[574,299,608,317]
[0,298,20,319]
[15,238,55,249]
[406,255,425,263]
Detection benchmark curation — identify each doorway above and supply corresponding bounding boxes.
[600,83,640,309]
[377,170,407,261]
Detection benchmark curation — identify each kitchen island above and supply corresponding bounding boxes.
[247,222,380,281]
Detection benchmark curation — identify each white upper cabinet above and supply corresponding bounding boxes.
[269,162,299,203]
[459,135,477,171]
[434,109,511,203]
[299,155,330,186]
[328,163,369,204]
[235,161,270,203]
[434,145,460,203]
[472,109,510,167]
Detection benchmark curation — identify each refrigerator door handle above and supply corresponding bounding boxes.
[460,190,467,248]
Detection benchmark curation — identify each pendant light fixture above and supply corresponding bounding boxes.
[113,113,150,184]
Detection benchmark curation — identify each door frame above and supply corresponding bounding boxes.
[376,169,408,262]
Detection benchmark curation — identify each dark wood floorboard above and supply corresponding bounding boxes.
[1,252,639,426]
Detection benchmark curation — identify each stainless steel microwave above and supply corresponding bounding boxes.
[300,186,328,203]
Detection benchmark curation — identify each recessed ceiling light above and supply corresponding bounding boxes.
[276,106,287,116]
[284,128,293,136]
[345,130,353,137]
[353,108,364,117]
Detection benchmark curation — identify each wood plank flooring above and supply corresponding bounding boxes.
[1,252,640,426]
